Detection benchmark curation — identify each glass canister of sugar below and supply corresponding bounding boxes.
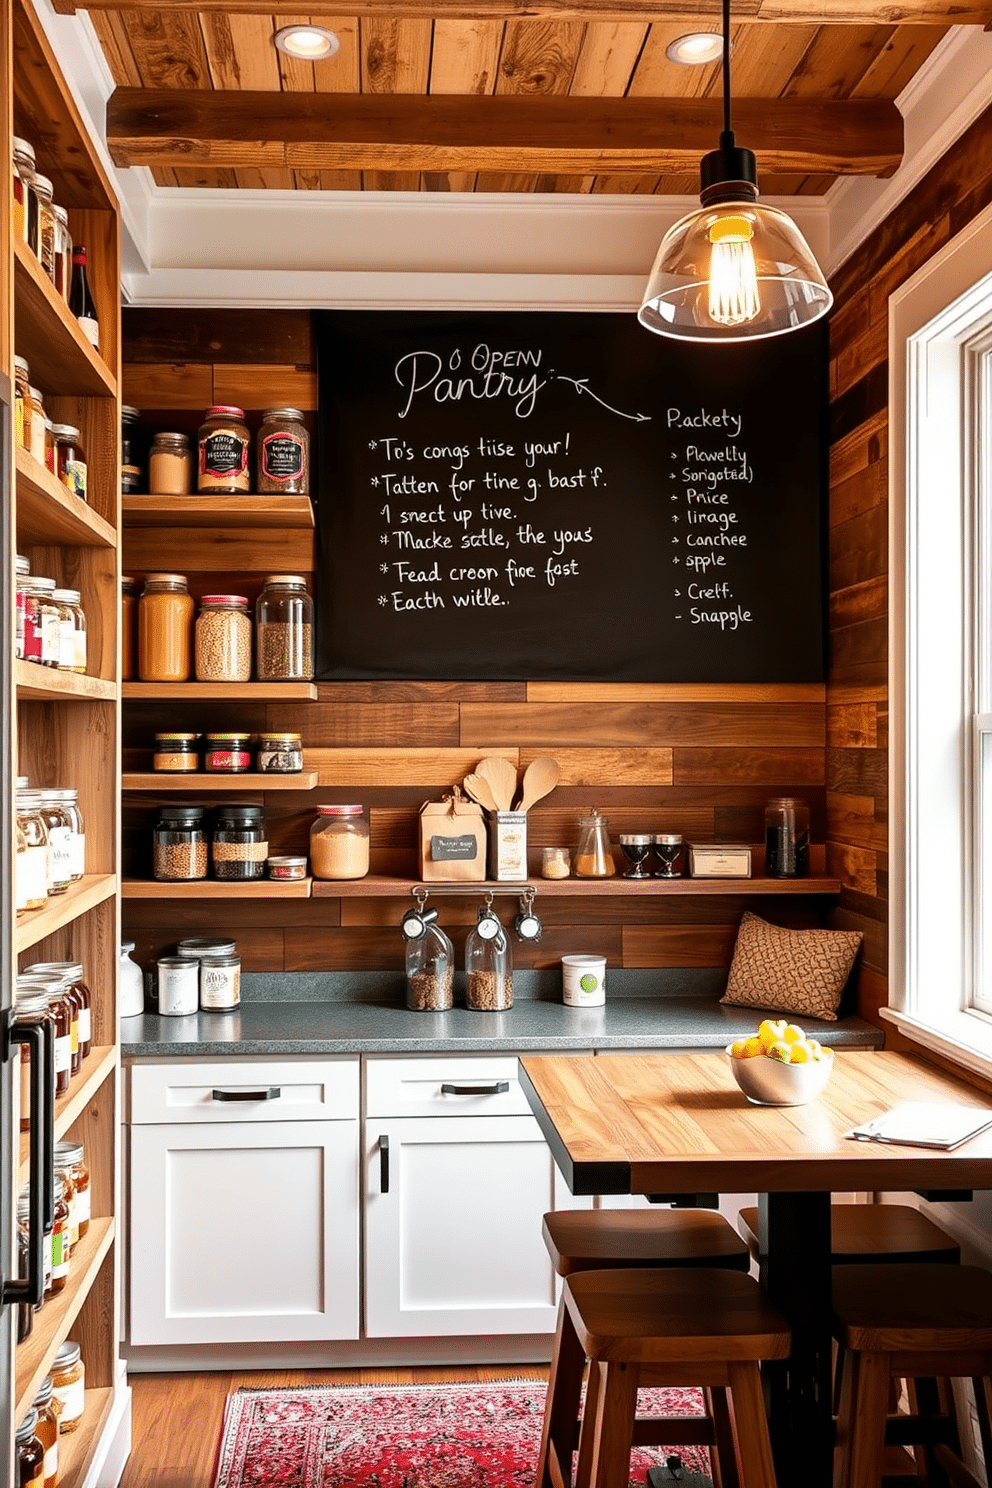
[310,804,369,880]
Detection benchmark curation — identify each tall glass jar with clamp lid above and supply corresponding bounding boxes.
[401,896,454,1011]
[465,897,513,1010]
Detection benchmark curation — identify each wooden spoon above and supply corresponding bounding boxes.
[476,756,518,813]
[462,772,499,814]
[516,756,560,813]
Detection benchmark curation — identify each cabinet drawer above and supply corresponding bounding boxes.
[129,1057,359,1123]
[365,1053,588,1118]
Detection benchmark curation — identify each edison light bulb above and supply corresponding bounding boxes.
[708,215,760,328]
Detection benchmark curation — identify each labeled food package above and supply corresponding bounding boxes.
[489,810,528,883]
[418,790,486,882]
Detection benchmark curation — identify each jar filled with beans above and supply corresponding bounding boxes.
[212,805,267,881]
[153,805,208,881]
[255,574,314,680]
[195,594,252,682]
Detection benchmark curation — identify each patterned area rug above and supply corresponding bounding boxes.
[211,1381,710,1488]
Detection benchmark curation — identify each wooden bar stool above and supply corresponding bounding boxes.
[737,1203,961,1268]
[540,1210,751,1487]
[832,1263,992,1488]
[540,1267,790,1488]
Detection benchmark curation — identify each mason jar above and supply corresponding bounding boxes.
[195,594,252,682]
[255,574,314,680]
[211,805,267,881]
[152,805,207,882]
[138,573,194,682]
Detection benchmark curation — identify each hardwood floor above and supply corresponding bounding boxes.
[120,1365,549,1488]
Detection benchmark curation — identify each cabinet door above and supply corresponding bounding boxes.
[129,1119,359,1344]
[365,1114,585,1338]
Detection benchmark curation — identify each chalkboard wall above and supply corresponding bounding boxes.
[314,310,828,682]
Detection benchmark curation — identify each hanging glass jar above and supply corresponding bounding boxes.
[404,909,454,1011]
[573,807,616,878]
[465,900,513,1010]
[255,574,314,680]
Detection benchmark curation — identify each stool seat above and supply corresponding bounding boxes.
[737,1202,961,1266]
[564,1267,792,1366]
[833,1263,992,1351]
[544,1208,750,1276]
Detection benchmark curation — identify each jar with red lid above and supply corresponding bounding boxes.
[204,733,252,773]
[310,805,370,880]
[195,594,252,682]
[198,405,250,494]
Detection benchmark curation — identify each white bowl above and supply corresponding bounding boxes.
[725,1044,834,1106]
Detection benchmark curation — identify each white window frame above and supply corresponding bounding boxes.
[888,195,992,1078]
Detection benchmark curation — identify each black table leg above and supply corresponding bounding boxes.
[758,1191,834,1488]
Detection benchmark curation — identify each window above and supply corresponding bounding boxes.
[888,196,992,1076]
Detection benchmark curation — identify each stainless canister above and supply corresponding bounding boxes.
[199,952,241,1012]
[156,956,199,1016]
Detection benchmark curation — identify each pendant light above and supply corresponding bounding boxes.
[638,0,832,342]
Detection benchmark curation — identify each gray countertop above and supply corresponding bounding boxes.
[121,986,884,1057]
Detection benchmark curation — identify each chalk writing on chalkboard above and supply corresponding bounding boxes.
[313,311,827,682]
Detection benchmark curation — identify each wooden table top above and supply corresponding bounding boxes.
[519,1050,992,1196]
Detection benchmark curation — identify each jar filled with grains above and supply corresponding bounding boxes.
[256,574,314,680]
[212,805,268,881]
[195,594,252,682]
[149,432,193,495]
[465,903,513,1010]
[50,1340,86,1433]
[256,732,303,773]
[204,733,252,773]
[153,805,207,881]
[198,405,250,494]
[138,573,194,682]
[153,732,200,772]
[310,804,369,880]
[257,406,309,494]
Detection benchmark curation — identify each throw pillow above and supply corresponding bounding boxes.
[720,911,863,1022]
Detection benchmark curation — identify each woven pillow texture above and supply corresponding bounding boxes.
[720,911,863,1022]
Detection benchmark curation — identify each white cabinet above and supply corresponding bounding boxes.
[127,1058,360,1345]
[364,1054,588,1338]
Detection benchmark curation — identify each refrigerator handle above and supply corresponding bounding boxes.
[1,1015,54,1308]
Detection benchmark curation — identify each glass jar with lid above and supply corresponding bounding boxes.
[19,970,76,1083]
[15,554,31,661]
[43,419,56,476]
[34,793,73,896]
[764,796,810,878]
[52,588,86,673]
[25,961,91,1063]
[204,732,252,773]
[53,205,72,300]
[12,136,36,244]
[55,1141,90,1244]
[32,172,55,278]
[25,386,46,466]
[13,989,52,1132]
[465,901,513,1010]
[47,1171,70,1283]
[31,1378,59,1488]
[403,909,454,1011]
[50,1340,86,1432]
[28,579,60,667]
[310,804,369,880]
[195,594,252,682]
[152,805,207,881]
[120,405,143,494]
[149,431,193,495]
[211,804,268,881]
[574,807,617,878]
[197,405,250,493]
[153,732,200,772]
[121,576,137,681]
[18,1184,51,1298]
[49,789,85,881]
[14,356,29,446]
[257,406,309,494]
[15,1409,44,1488]
[15,794,48,911]
[53,425,86,502]
[15,816,29,912]
[199,950,241,1011]
[255,574,314,680]
[138,573,194,682]
[256,732,303,773]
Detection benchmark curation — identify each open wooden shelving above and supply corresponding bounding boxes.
[122,493,314,528]
[13,238,116,398]
[15,874,118,954]
[16,446,117,547]
[311,873,843,898]
[18,1046,117,1181]
[14,659,116,702]
[123,877,313,899]
[123,681,318,700]
[122,770,319,792]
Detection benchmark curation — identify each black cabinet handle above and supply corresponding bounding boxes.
[440,1081,510,1096]
[211,1087,281,1102]
[380,1135,390,1194]
[2,1016,54,1308]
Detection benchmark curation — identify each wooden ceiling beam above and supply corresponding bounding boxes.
[107,90,903,177]
[52,0,992,19]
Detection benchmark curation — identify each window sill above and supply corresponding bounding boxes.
[881,1005,992,1088]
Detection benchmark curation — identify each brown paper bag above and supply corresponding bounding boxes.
[418,789,486,882]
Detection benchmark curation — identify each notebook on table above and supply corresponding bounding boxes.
[845,1101,992,1150]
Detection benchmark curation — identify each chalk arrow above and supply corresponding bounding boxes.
[555,376,650,423]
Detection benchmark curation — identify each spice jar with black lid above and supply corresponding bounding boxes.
[198,405,250,494]
[257,407,309,494]
[257,732,303,773]
[212,805,268,881]
[204,732,252,773]
[121,405,143,494]
[153,732,200,772]
[153,805,207,882]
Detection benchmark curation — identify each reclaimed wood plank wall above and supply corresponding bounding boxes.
[120,306,827,979]
[826,99,992,1027]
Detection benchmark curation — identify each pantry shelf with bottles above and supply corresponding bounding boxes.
[5,0,124,1475]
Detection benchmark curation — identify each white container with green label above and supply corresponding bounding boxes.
[561,954,606,1007]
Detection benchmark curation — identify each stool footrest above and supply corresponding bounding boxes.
[631,1417,714,1448]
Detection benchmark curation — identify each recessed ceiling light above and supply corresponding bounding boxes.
[273,24,340,60]
[666,32,724,65]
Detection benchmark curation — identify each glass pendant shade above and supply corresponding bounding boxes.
[638,198,833,343]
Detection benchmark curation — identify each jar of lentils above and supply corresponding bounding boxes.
[153,805,207,881]
[257,407,309,494]
[195,594,252,682]
[212,805,268,881]
[255,574,314,680]
[197,405,250,494]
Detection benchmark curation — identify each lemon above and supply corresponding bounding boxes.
[742,1037,764,1059]
[729,1039,748,1059]
[758,1018,787,1051]
[787,1041,811,1064]
[767,1040,792,1063]
[782,1023,806,1044]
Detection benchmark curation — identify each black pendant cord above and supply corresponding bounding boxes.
[721,0,733,148]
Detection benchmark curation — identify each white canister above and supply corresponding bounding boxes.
[120,941,145,1017]
[562,954,606,1007]
[156,955,199,1016]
